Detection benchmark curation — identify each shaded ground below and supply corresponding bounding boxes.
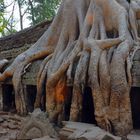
[0,111,58,140]
[0,111,25,140]
[0,111,140,140]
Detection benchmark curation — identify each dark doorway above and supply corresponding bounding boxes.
[64,86,73,121]
[2,84,15,112]
[130,87,140,129]
[82,87,97,124]
[63,86,96,124]
[26,85,37,112]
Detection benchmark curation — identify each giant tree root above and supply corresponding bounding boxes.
[1,0,140,137]
[0,59,9,70]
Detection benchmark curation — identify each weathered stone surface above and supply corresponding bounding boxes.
[59,121,121,140]
[127,130,140,140]
[0,117,4,123]
[17,108,58,140]
[1,122,9,128]
[0,20,51,51]
[0,44,30,60]
[133,50,140,61]
[0,58,140,87]
[0,130,8,137]
[0,20,51,87]
[0,113,23,140]
[127,135,140,140]
[26,127,42,139]
[33,136,57,140]
[7,123,18,130]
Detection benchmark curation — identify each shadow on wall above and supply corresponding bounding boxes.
[2,84,37,113]
[2,84,15,112]
[82,87,97,124]
[2,85,97,125]
[64,86,97,124]
[130,87,140,129]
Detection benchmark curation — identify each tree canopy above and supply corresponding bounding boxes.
[28,0,61,25]
[0,0,61,36]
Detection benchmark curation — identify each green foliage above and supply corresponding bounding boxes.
[0,16,17,36]
[0,0,4,12]
[28,0,61,25]
[0,0,61,36]
[0,0,5,34]
[0,0,17,36]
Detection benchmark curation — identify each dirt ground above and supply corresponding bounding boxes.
[1,111,140,140]
[0,111,25,140]
[0,111,58,140]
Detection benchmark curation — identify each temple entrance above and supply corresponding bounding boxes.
[2,84,15,112]
[130,87,140,129]
[82,87,97,124]
[2,84,96,125]
[63,86,96,124]
[2,84,37,113]
[26,85,37,112]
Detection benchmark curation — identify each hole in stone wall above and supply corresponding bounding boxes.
[2,84,15,112]
[81,87,97,124]
[64,86,73,121]
[130,87,140,129]
[2,84,97,125]
[40,84,46,111]
[26,85,37,112]
[63,86,96,124]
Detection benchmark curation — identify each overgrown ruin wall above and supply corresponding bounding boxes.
[0,20,139,86]
[0,19,140,130]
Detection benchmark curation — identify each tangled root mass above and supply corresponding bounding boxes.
[1,0,140,136]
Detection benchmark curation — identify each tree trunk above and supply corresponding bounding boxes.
[0,0,140,137]
[28,0,35,25]
[17,0,23,30]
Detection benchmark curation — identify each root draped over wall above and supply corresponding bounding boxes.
[1,0,140,136]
